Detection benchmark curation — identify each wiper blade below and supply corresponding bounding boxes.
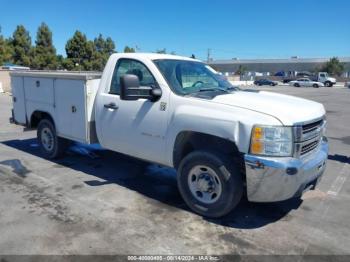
[198,88,228,92]
[227,86,240,91]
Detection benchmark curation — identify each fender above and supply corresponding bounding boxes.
[164,95,281,167]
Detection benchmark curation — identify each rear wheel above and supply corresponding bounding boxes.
[294,83,300,87]
[177,150,243,218]
[37,119,70,159]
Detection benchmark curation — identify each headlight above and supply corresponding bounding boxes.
[322,116,327,137]
[250,125,293,156]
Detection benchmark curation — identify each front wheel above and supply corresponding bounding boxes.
[325,81,332,87]
[177,151,243,218]
[294,83,300,87]
[37,119,70,159]
[313,84,319,88]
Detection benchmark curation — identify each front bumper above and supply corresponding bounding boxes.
[244,137,329,202]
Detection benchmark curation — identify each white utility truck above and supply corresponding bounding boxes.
[315,72,336,87]
[10,53,329,218]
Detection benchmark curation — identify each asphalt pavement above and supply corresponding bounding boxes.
[0,86,349,256]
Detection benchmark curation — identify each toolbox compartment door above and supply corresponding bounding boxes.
[11,76,27,124]
[55,79,87,142]
[24,77,54,106]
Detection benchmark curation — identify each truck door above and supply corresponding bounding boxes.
[318,73,326,83]
[96,58,169,164]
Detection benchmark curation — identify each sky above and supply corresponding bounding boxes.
[0,0,349,61]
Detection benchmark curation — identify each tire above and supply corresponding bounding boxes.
[325,81,331,87]
[313,84,319,88]
[37,119,70,159]
[294,83,300,87]
[177,150,243,218]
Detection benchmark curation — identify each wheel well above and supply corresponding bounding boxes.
[173,131,244,170]
[30,111,54,128]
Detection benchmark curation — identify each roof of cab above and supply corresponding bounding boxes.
[111,53,202,62]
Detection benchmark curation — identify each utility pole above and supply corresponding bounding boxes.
[207,48,211,63]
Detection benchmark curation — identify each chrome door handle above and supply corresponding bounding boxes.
[104,102,119,110]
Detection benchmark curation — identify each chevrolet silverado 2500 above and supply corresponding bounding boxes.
[10,53,329,218]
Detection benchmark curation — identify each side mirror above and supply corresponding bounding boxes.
[120,74,162,101]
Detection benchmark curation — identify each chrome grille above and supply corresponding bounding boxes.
[294,117,325,157]
[299,119,324,141]
[302,119,323,134]
[301,140,319,155]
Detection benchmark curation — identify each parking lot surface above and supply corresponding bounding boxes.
[0,86,349,255]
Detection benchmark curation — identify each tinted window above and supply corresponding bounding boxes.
[110,59,156,95]
[154,59,235,95]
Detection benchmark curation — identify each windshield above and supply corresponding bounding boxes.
[153,59,237,95]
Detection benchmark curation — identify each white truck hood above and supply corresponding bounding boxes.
[328,77,336,83]
[211,90,325,125]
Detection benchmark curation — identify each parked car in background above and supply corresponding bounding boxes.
[289,78,324,88]
[254,79,277,86]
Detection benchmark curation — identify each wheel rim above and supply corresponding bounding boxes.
[187,165,222,204]
[41,127,54,152]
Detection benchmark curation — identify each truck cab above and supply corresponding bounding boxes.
[317,72,336,87]
[10,53,329,218]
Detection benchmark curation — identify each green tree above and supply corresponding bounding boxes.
[92,34,116,71]
[65,31,94,70]
[236,65,247,75]
[94,34,115,55]
[56,54,65,70]
[32,23,57,69]
[0,27,14,65]
[320,57,345,76]
[124,46,135,53]
[11,25,32,66]
[62,57,75,70]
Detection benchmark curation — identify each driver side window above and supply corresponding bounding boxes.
[110,59,156,95]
